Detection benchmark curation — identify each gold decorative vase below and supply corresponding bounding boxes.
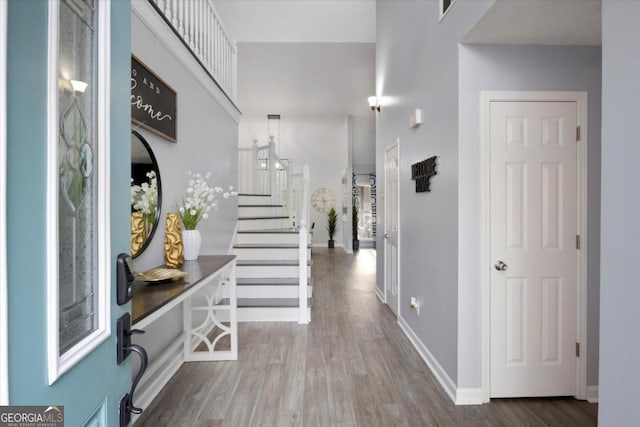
[131,212,147,257]
[164,212,184,268]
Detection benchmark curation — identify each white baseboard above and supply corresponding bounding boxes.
[398,316,457,404]
[375,286,385,304]
[586,385,599,403]
[132,335,185,424]
[455,388,483,405]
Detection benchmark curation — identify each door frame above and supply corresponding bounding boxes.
[383,139,401,315]
[46,0,112,384]
[480,91,588,402]
[0,0,8,405]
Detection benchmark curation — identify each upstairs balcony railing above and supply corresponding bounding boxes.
[148,0,237,101]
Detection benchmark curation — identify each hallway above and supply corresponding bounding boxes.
[137,248,597,426]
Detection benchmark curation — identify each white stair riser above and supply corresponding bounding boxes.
[236,265,311,278]
[236,233,299,244]
[233,247,311,260]
[238,206,286,217]
[236,307,311,322]
[237,285,313,299]
[239,195,285,205]
[238,218,292,231]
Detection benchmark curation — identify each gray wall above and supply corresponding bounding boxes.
[375,0,494,383]
[599,1,640,424]
[458,44,602,388]
[352,115,375,173]
[239,115,349,246]
[130,9,239,367]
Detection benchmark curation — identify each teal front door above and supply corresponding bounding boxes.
[5,1,133,425]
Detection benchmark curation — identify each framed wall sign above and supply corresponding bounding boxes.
[131,55,177,142]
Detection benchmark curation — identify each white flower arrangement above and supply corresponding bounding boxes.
[131,170,158,226]
[178,171,237,230]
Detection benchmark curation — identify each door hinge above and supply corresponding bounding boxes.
[576,342,580,358]
[576,126,581,141]
[576,235,581,250]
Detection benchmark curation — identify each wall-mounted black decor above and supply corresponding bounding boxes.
[131,55,177,142]
[411,156,438,192]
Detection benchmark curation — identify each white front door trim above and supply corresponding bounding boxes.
[46,0,112,384]
[0,0,9,405]
[481,91,588,402]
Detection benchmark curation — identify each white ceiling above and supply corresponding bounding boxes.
[464,0,602,46]
[237,42,375,118]
[212,0,376,43]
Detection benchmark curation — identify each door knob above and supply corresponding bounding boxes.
[384,233,389,239]
[494,261,508,271]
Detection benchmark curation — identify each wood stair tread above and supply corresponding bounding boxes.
[219,298,313,308]
[237,259,312,266]
[234,243,311,249]
[237,229,299,234]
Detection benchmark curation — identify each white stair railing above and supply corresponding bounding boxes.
[238,139,296,220]
[298,161,310,324]
[290,172,302,226]
[149,0,237,100]
[238,140,270,195]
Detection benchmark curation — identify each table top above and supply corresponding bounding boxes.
[132,255,236,325]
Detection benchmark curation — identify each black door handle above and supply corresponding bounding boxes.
[117,253,135,305]
[117,313,149,426]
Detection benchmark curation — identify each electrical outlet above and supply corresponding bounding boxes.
[410,297,420,316]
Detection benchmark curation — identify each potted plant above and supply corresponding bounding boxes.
[352,204,359,251]
[327,207,338,248]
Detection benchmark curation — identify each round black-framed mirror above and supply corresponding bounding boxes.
[131,130,162,258]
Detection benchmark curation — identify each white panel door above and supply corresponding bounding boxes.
[490,101,578,397]
[385,142,399,317]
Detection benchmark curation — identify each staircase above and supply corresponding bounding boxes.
[232,194,312,322]
[234,144,312,323]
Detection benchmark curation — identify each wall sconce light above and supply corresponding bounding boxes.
[70,79,88,93]
[368,96,380,112]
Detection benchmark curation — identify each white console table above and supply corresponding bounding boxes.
[132,255,237,361]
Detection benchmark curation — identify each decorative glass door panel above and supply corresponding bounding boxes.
[58,0,98,355]
[47,0,110,384]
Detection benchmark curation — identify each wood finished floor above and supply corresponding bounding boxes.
[136,248,598,427]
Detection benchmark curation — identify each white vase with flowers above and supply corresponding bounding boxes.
[177,171,237,260]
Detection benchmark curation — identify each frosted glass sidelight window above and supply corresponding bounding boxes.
[57,0,98,355]
[47,0,109,385]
